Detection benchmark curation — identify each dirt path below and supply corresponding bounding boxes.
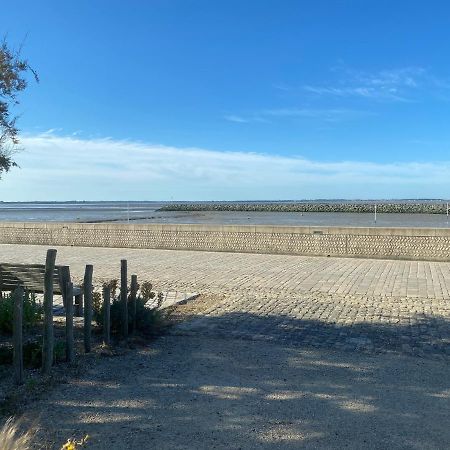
[26,335,450,449]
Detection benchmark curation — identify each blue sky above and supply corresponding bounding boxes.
[1,0,450,200]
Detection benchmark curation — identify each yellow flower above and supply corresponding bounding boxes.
[61,434,89,449]
[61,442,76,450]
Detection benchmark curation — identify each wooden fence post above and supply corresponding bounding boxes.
[103,286,111,346]
[13,286,24,385]
[66,281,74,363]
[83,265,93,353]
[120,260,128,339]
[0,269,3,299]
[59,265,71,309]
[42,248,57,375]
[130,274,138,335]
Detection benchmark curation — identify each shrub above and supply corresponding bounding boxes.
[0,339,66,368]
[140,281,155,301]
[0,292,43,335]
[96,296,168,336]
[93,280,168,336]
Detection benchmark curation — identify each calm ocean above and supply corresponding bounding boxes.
[1,201,450,228]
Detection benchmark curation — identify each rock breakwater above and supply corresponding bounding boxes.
[158,202,449,214]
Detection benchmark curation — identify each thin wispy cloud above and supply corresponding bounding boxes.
[0,133,449,201]
[303,66,450,102]
[227,66,432,125]
[348,67,426,88]
[225,108,370,124]
[262,108,372,121]
[224,115,251,123]
[224,114,269,124]
[303,85,408,101]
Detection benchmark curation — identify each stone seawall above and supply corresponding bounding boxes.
[0,222,449,261]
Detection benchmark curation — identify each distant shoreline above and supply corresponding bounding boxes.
[159,202,450,214]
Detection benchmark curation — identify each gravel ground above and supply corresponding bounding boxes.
[25,334,450,450]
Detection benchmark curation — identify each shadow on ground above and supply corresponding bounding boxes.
[173,309,450,358]
[28,311,450,449]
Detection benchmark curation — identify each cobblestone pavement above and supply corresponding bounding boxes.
[2,244,450,356]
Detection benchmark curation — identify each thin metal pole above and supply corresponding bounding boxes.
[374,204,377,224]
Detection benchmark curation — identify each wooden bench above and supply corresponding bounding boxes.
[0,263,83,315]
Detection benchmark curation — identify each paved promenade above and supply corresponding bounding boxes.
[1,244,450,356]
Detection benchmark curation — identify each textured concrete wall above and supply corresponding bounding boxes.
[0,222,449,261]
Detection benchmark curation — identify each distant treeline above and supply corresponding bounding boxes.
[158,202,449,214]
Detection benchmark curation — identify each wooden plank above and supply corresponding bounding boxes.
[1,282,61,290]
[13,286,24,385]
[0,284,64,295]
[1,263,47,269]
[1,263,67,272]
[0,277,51,285]
[0,263,79,296]
[0,274,60,280]
[1,274,60,281]
[1,276,62,294]
[42,249,57,375]
[1,267,45,276]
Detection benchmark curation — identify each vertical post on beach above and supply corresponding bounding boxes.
[65,281,75,363]
[42,248,57,375]
[103,286,111,346]
[374,204,377,224]
[447,202,449,225]
[121,259,128,339]
[83,264,93,353]
[13,286,24,385]
[130,274,138,335]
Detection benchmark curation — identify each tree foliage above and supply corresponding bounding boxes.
[0,39,38,177]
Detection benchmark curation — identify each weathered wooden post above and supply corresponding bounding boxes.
[42,248,57,375]
[83,265,93,353]
[130,274,138,335]
[59,265,71,309]
[13,286,24,385]
[120,259,128,339]
[0,269,4,299]
[66,281,74,363]
[103,286,111,346]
